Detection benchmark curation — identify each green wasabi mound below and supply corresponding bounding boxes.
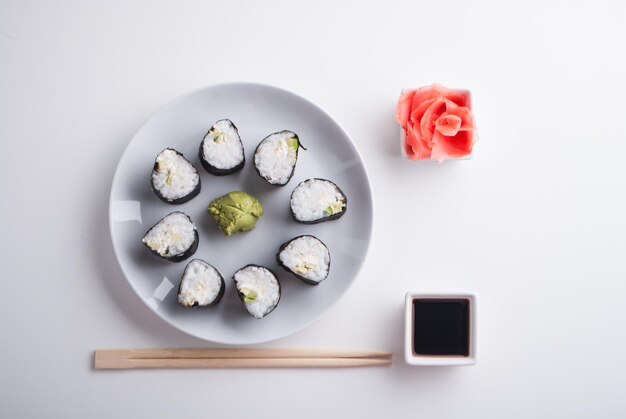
[208,191,264,236]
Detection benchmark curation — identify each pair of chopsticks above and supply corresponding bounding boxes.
[94,348,392,369]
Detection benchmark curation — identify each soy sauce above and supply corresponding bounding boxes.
[413,299,470,356]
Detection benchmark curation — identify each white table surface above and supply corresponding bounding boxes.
[2,0,625,417]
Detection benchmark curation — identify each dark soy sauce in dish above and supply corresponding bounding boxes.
[412,299,470,356]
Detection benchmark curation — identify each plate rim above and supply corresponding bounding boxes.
[108,82,374,344]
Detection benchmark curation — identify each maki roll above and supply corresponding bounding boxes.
[178,259,225,307]
[290,178,347,224]
[253,130,305,185]
[151,148,201,204]
[199,119,245,175]
[141,211,198,262]
[277,235,330,285]
[233,265,280,319]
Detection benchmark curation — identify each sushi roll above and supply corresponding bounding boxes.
[151,148,201,204]
[233,265,281,319]
[177,259,225,307]
[141,211,198,262]
[277,235,330,285]
[253,130,305,185]
[199,119,245,175]
[290,178,347,224]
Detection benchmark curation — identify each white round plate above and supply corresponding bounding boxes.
[109,83,373,344]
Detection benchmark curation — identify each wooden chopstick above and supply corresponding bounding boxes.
[95,357,392,369]
[94,348,392,369]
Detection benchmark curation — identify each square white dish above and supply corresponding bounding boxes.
[404,292,477,366]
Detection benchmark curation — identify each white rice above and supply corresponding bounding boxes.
[152,149,199,200]
[178,259,222,307]
[202,120,244,169]
[279,236,330,283]
[234,266,280,319]
[142,212,196,257]
[290,179,346,222]
[254,131,299,184]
